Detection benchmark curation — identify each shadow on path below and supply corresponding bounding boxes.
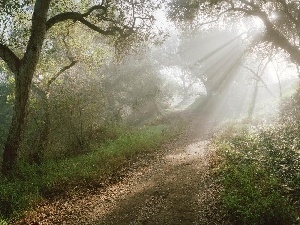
[90,141,216,225]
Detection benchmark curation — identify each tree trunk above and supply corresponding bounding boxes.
[2,69,40,175]
[29,88,51,165]
[1,0,51,176]
[39,92,50,162]
[1,90,26,174]
[247,80,259,121]
[258,12,300,65]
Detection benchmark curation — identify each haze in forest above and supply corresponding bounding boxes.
[1,1,300,223]
[0,0,299,177]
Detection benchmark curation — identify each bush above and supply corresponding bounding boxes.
[215,121,300,224]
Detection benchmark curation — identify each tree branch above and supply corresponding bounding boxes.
[277,0,298,25]
[22,0,51,78]
[46,3,129,37]
[32,60,77,98]
[0,42,21,74]
[196,9,232,28]
[47,60,77,88]
[242,64,275,97]
[82,4,107,17]
[47,11,126,35]
[227,1,300,65]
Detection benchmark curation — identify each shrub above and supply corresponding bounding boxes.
[215,121,300,224]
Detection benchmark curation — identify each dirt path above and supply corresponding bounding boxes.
[16,117,222,225]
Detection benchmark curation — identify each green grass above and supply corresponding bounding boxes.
[0,124,178,222]
[214,123,300,225]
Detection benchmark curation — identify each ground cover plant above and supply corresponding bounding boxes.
[214,120,300,225]
[0,124,178,222]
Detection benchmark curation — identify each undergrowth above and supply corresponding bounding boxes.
[0,124,178,222]
[0,219,7,225]
[214,121,300,225]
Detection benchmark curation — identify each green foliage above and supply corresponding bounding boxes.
[281,85,300,123]
[0,124,177,220]
[215,122,300,224]
[41,125,171,186]
[167,0,201,22]
[0,218,8,225]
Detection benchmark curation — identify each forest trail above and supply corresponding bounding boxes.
[16,116,221,225]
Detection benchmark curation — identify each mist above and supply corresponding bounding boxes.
[2,1,300,223]
[154,27,298,126]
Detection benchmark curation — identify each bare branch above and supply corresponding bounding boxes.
[32,60,77,97]
[0,42,21,74]
[48,60,77,88]
[242,64,275,97]
[61,25,76,61]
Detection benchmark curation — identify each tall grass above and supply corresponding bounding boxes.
[0,124,178,221]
